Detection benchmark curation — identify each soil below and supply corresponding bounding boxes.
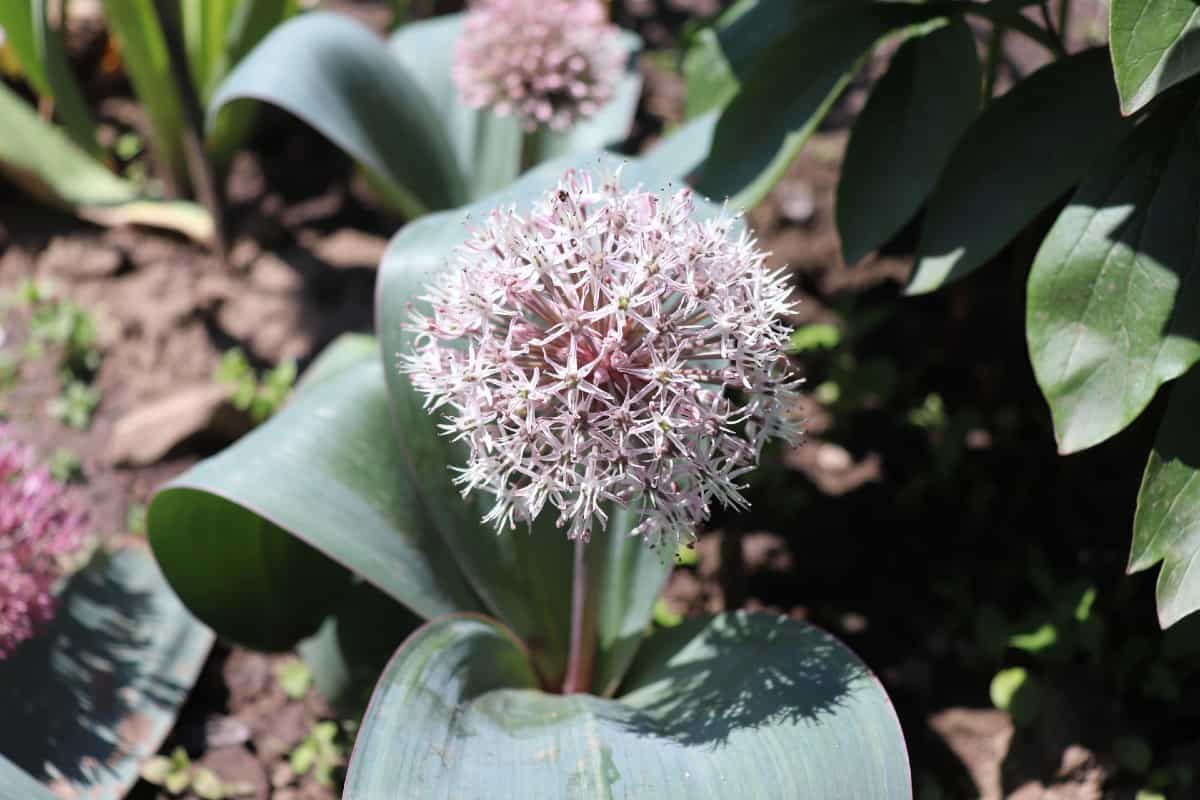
[0,2,1173,799]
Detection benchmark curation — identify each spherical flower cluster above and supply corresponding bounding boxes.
[0,424,87,658]
[452,0,625,132]
[403,169,800,547]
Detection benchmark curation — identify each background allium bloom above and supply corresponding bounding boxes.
[452,0,625,132]
[403,169,800,545]
[0,425,87,658]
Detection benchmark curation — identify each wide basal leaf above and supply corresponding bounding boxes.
[0,81,214,243]
[1027,99,1200,454]
[344,613,910,799]
[210,11,467,217]
[907,48,1130,295]
[0,544,213,800]
[148,338,482,651]
[389,14,641,200]
[836,18,979,264]
[1132,365,1200,628]
[1110,0,1200,115]
[696,3,935,211]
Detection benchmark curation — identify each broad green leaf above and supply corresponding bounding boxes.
[907,49,1129,294]
[211,12,467,217]
[0,0,100,157]
[181,0,295,165]
[1027,99,1200,454]
[387,14,521,199]
[294,332,380,394]
[697,4,934,211]
[1132,365,1200,627]
[297,578,422,714]
[837,19,979,264]
[1110,0,1200,114]
[376,151,710,686]
[148,358,482,650]
[100,0,190,191]
[389,15,642,199]
[0,81,214,243]
[0,545,213,800]
[345,613,910,799]
[633,111,718,189]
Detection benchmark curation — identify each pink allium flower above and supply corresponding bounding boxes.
[403,169,800,546]
[452,0,625,132]
[0,425,87,658]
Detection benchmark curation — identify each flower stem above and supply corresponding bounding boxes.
[562,537,597,694]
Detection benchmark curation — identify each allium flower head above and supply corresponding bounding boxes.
[403,169,800,547]
[0,425,87,658]
[452,0,625,132]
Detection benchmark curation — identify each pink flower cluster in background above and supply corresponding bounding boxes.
[452,0,625,132]
[0,424,87,658]
[404,169,800,546]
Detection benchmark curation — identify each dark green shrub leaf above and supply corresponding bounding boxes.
[697,4,936,211]
[1111,0,1200,114]
[344,613,910,798]
[837,18,979,264]
[907,49,1129,295]
[0,546,213,799]
[1132,365,1200,627]
[1027,99,1200,454]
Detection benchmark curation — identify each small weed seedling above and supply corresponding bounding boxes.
[289,721,345,789]
[140,746,253,799]
[215,348,297,423]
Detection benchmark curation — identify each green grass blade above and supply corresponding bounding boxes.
[0,1,100,157]
[100,0,189,190]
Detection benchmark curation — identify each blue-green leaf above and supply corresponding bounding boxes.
[210,12,467,216]
[345,613,910,798]
[0,545,212,800]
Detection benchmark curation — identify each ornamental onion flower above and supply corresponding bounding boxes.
[451,0,625,132]
[402,169,800,547]
[0,425,87,658]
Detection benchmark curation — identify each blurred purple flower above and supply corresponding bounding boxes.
[403,169,800,547]
[0,424,87,658]
[452,0,625,132]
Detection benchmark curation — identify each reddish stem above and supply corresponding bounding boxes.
[562,537,596,694]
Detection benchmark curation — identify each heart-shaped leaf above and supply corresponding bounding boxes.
[0,544,212,800]
[1132,365,1200,628]
[1027,98,1200,454]
[1110,0,1200,115]
[907,49,1130,295]
[837,18,979,264]
[344,613,910,798]
[210,11,468,217]
[696,3,937,211]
